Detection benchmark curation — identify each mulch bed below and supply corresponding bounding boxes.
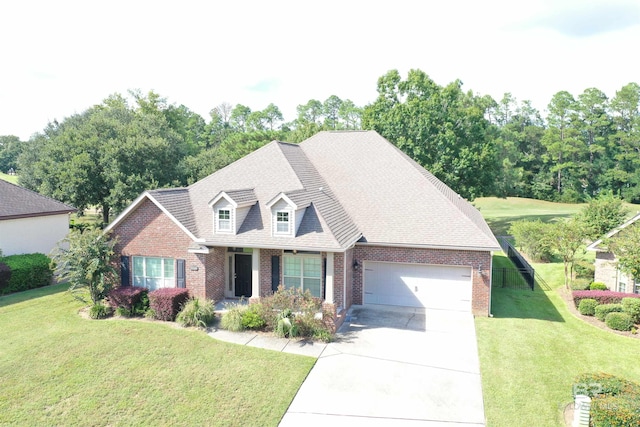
[557,287,640,339]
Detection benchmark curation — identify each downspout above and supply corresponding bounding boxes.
[343,251,347,309]
[489,253,494,317]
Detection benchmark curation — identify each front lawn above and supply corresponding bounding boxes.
[0,284,314,426]
[476,259,640,426]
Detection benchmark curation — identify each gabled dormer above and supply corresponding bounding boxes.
[208,189,257,235]
[266,191,310,237]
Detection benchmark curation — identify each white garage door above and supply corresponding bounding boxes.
[364,262,473,311]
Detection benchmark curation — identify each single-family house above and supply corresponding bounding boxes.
[0,179,76,256]
[587,213,640,294]
[106,131,500,327]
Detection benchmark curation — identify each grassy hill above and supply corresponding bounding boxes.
[0,172,18,185]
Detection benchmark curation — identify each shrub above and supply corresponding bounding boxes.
[509,219,554,262]
[622,297,640,324]
[220,303,246,332]
[89,302,111,319]
[590,282,608,290]
[148,288,190,321]
[115,306,131,317]
[0,253,52,295]
[0,262,11,291]
[605,312,634,331]
[595,303,623,321]
[176,298,215,328]
[144,308,157,319]
[572,290,638,307]
[241,303,266,330]
[570,279,591,291]
[275,308,299,338]
[591,394,640,427]
[573,372,640,398]
[578,298,598,316]
[108,286,148,315]
[574,261,595,280]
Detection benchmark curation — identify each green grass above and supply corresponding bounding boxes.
[474,197,584,235]
[477,197,640,426]
[0,172,19,185]
[0,284,314,426]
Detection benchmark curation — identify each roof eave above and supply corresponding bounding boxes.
[0,209,76,220]
[356,241,501,252]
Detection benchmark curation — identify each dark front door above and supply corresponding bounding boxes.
[234,254,252,297]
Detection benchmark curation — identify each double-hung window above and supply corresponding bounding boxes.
[276,211,290,234]
[218,209,231,232]
[283,255,321,297]
[133,256,175,291]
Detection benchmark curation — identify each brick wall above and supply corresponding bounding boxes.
[259,249,282,296]
[111,197,224,300]
[352,245,492,316]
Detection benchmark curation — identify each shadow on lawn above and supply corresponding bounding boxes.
[490,285,564,322]
[0,283,67,308]
[486,213,575,236]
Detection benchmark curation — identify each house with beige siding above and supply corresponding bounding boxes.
[105,131,500,328]
[587,213,640,294]
[0,179,76,256]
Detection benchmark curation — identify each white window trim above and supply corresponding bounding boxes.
[275,210,291,235]
[132,256,175,290]
[283,254,322,297]
[217,208,232,233]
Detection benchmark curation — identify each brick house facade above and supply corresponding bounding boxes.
[107,131,500,327]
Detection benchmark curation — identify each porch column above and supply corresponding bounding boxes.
[325,252,334,303]
[252,248,260,297]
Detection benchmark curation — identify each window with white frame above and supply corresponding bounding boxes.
[283,255,321,297]
[619,282,627,293]
[133,256,175,291]
[217,209,231,232]
[276,211,290,234]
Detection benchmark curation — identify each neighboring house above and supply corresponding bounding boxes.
[0,179,76,256]
[587,213,640,294]
[106,131,500,326]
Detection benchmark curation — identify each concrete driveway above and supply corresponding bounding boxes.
[279,305,485,426]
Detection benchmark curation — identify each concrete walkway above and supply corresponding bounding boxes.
[207,327,327,358]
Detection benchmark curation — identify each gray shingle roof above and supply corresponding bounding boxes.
[300,131,500,250]
[109,130,499,252]
[0,179,76,220]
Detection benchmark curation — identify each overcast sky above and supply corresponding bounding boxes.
[1,0,639,140]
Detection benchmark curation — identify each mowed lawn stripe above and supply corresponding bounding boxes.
[0,284,315,426]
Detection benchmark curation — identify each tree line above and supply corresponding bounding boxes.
[1,69,639,223]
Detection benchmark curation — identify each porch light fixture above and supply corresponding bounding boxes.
[478,264,483,275]
[353,259,360,270]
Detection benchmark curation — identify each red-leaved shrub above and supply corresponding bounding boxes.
[108,286,148,310]
[149,288,189,321]
[573,290,640,307]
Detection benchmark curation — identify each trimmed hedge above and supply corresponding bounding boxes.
[149,288,189,321]
[605,312,634,331]
[0,262,11,291]
[578,298,598,316]
[108,286,148,312]
[0,253,52,295]
[574,372,640,398]
[595,303,623,322]
[589,282,608,290]
[622,297,640,324]
[572,290,640,307]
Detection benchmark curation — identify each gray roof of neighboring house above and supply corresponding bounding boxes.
[0,179,76,220]
[108,131,499,252]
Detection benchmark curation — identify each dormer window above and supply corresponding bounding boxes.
[217,209,231,232]
[276,211,290,234]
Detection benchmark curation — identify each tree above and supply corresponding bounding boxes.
[548,218,588,289]
[0,135,24,173]
[362,69,499,200]
[323,95,343,129]
[262,103,283,131]
[606,224,640,282]
[50,228,118,306]
[230,104,252,131]
[18,93,186,223]
[577,193,627,239]
[509,219,554,262]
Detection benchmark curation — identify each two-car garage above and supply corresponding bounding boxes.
[363,261,473,312]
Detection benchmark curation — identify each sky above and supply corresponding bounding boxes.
[1,0,639,140]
